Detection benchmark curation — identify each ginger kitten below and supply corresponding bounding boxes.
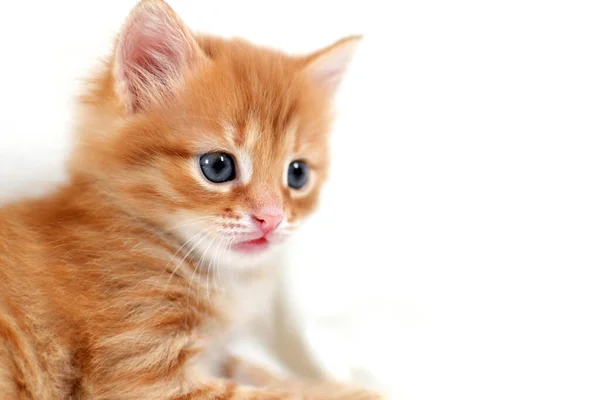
[0,0,375,398]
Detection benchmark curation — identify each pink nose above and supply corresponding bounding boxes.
[252,210,283,235]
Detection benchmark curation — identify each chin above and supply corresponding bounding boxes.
[194,238,287,271]
[222,243,286,270]
[171,227,288,273]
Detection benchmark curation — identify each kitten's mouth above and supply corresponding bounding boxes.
[232,237,270,253]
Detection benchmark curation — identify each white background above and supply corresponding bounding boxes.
[1,1,599,399]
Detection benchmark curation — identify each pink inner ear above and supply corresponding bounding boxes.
[309,53,351,92]
[123,17,182,76]
[116,6,195,112]
[313,68,343,87]
[306,38,360,96]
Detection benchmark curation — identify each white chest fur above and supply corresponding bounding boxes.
[185,263,278,378]
[220,269,277,329]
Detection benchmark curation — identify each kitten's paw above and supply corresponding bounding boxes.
[304,383,383,400]
[268,381,383,400]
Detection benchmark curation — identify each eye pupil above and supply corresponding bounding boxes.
[199,152,236,183]
[212,157,226,173]
[288,160,309,190]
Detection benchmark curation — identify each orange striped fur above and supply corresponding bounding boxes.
[0,1,378,398]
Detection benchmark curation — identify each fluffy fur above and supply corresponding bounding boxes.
[0,1,377,398]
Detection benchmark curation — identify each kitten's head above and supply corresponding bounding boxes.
[72,0,359,267]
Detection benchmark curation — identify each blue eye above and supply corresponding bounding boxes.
[199,153,236,183]
[287,160,309,190]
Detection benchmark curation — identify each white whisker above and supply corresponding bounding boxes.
[185,229,218,312]
[197,232,219,304]
[163,225,214,290]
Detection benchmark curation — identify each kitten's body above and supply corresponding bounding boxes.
[0,1,375,399]
[0,182,273,398]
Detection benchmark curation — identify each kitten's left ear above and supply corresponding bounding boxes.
[303,35,362,97]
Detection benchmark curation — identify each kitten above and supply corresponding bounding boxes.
[0,0,377,398]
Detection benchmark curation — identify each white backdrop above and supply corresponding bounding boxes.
[1,1,599,399]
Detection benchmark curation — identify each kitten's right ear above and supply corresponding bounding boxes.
[113,0,207,113]
[302,35,362,99]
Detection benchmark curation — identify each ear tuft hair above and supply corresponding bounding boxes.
[113,0,206,112]
[303,35,362,97]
